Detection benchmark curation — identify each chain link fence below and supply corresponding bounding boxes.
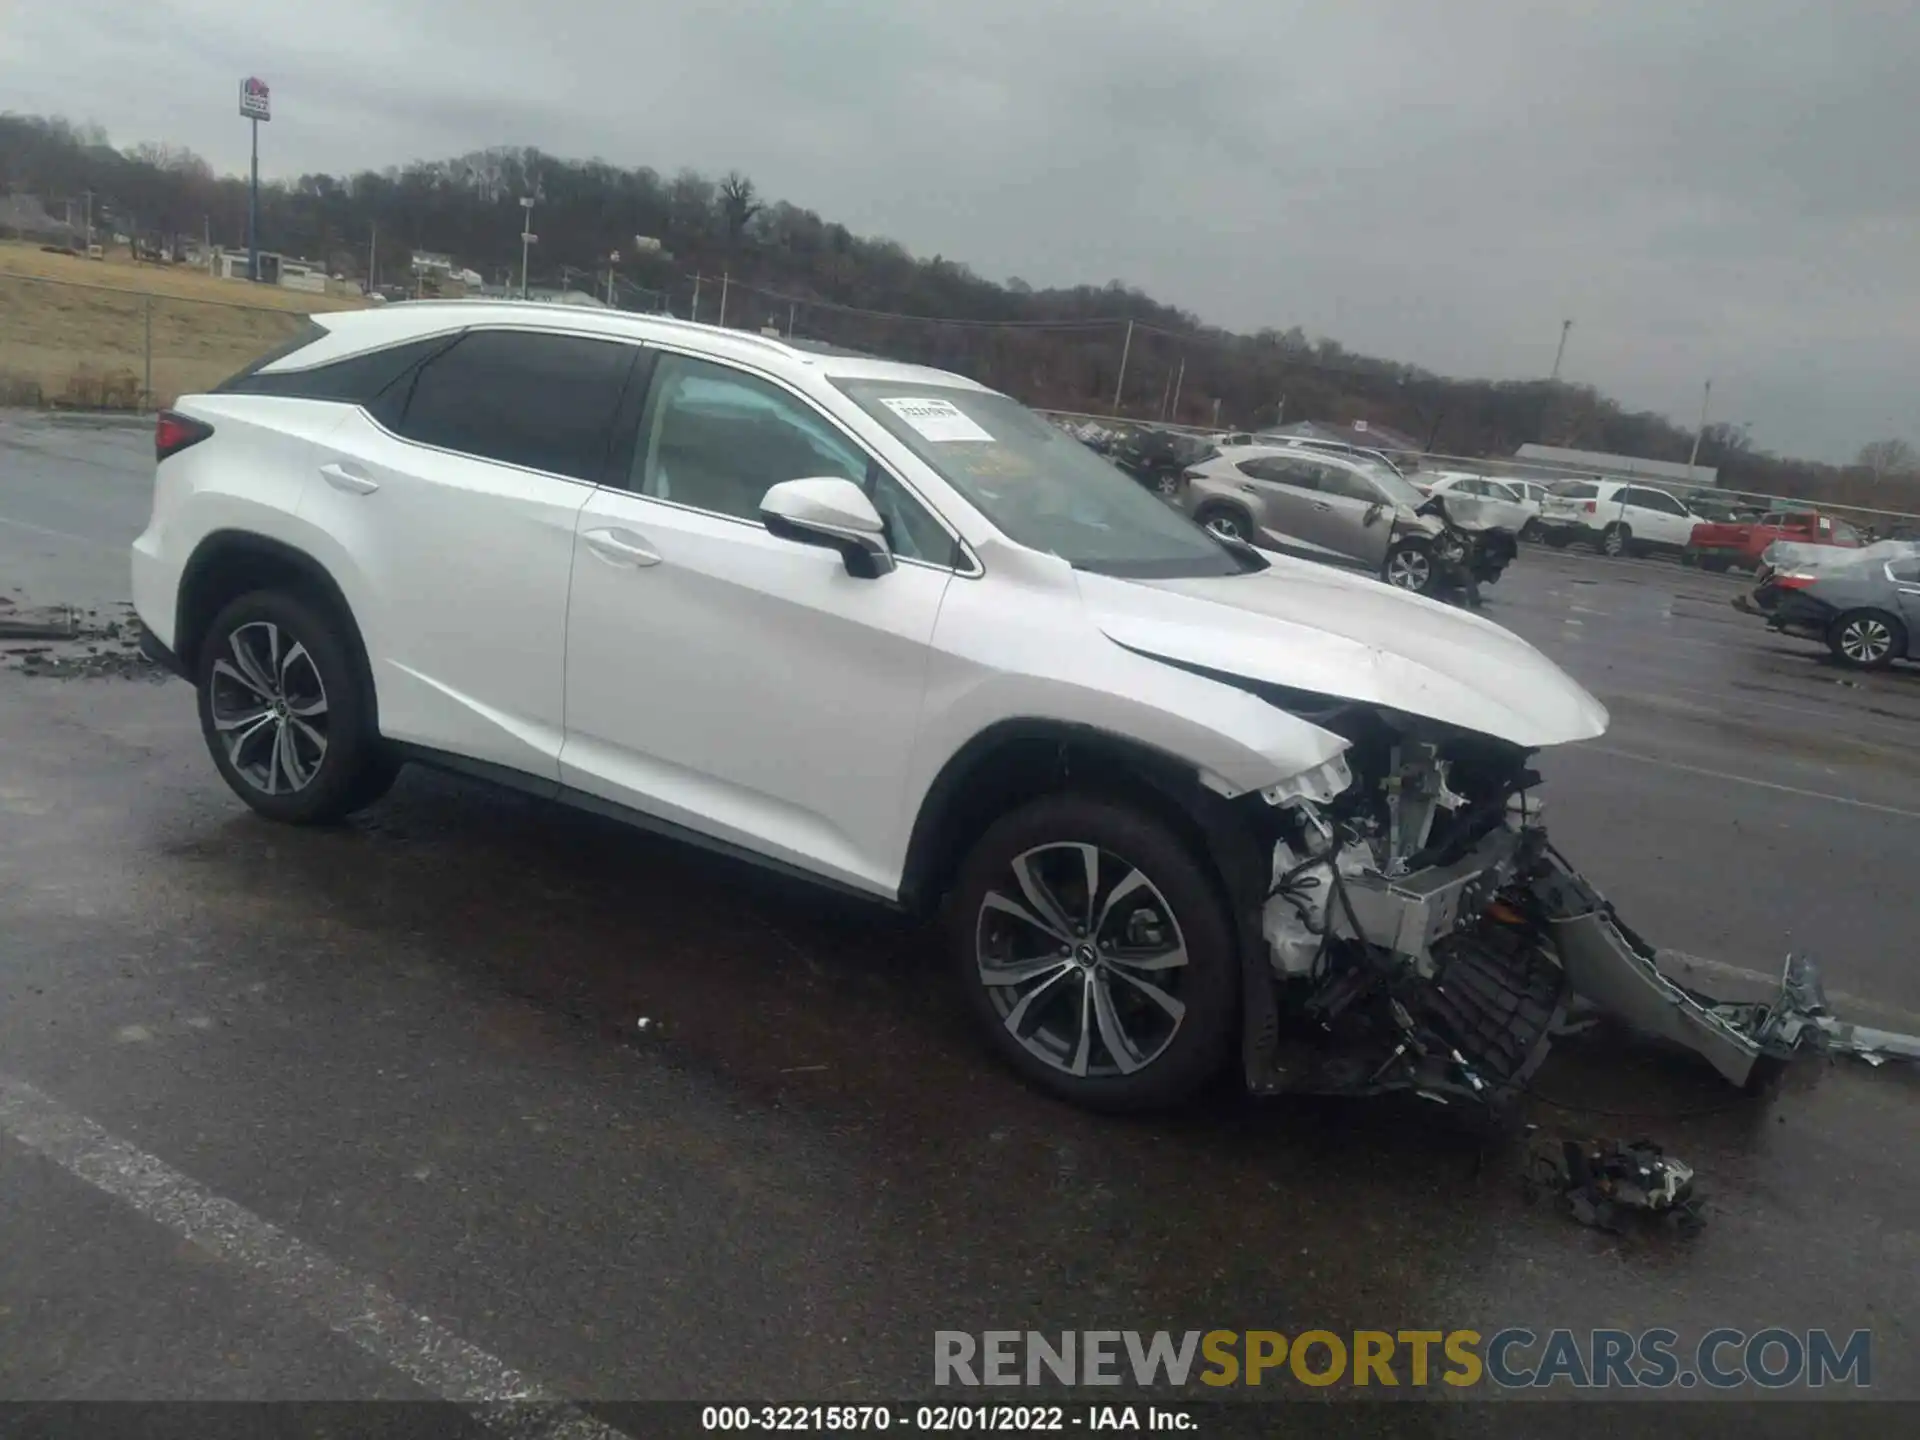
[0,267,347,412]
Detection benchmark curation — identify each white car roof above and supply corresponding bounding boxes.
[276,300,991,392]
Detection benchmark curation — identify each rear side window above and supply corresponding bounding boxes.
[213,320,328,390]
[221,334,458,405]
[392,330,638,482]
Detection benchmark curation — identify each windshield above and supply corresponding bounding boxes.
[833,380,1247,578]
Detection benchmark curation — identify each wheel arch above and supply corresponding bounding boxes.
[897,719,1271,923]
[175,530,379,730]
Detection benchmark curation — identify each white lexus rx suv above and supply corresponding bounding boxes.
[136,302,1772,1116]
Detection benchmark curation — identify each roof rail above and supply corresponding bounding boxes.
[392,297,799,359]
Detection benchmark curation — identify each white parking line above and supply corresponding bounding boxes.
[1663,950,1920,1031]
[1583,744,1920,821]
[0,1073,628,1438]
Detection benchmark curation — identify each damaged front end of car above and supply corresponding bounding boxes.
[1222,686,1873,1122]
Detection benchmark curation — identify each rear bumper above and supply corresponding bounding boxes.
[137,621,189,680]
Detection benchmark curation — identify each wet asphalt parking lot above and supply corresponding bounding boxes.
[2,409,1917,1436]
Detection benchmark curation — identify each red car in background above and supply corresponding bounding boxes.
[1685,509,1863,573]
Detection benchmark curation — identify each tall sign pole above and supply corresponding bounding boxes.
[239,78,272,281]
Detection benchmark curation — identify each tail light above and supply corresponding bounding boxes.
[155,410,213,462]
[1773,573,1820,590]
[1583,500,1597,514]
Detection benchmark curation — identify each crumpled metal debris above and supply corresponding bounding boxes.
[1718,954,1920,1070]
[1525,1135,1705,1236]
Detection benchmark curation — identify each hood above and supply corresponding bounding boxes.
[1076,561,1609,748]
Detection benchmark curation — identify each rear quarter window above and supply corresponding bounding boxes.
[212,320,329,390]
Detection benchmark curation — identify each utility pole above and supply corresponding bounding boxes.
[367,221,377,295]
[787,300,797,338]
[1687,378,1712,480]
[203,215,212,274]
[718,271,730,328]
[691,272,703,322]
[248,115,260,280]
[1549,318,1573,382]
[1111,319,1135,414]
[518,195,536,298]
[1169,358,1186,422]
[83,190,93,254]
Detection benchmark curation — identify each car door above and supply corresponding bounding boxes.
[303,327,639,778]
[560,350,960,897]
[1308,460,1395,567]
[1622,487,1693,547]
[1887,556,1920,632]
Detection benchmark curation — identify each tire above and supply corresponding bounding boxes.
[1383,539,1438,595]
[1827,610,1906,671]
[195,589,396,824]
[1599,523,1631,557]
[1520,519,1542,543]
[948,793,1239,1113]
[1698,555,1729,573]
[1194,503,1253,545]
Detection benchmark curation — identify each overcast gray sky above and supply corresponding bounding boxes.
[3,0,1914,462]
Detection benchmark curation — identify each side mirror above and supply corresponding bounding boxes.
[760,477,895,579]
[1363,501,1386,526]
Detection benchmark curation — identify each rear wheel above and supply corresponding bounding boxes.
[1827,610,1905,670]
[950,794,1239,1112]
[1383,539,1438,595]
[1520,519,1542,543]
[1599,523,1631,557]
[196,589,396,823]
[1194,503,1253,545]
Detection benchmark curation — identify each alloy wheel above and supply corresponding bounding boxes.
[1839,617,1893,665]
[1603,527,1627,556]
[208,621,330,795]
[974,842,1189,1079]
[1386,548,1431,591]
[1204,514,1247,543]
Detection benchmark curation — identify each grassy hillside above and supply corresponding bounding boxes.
[0,241,366,408]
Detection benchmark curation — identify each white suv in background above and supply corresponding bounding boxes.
[1536,478,1703,557]
[133,301,1654,1117]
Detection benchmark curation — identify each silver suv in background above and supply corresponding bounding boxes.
[1180,444,1517,597]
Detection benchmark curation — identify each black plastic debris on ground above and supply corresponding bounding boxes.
[4,602,163,681]
[1523,1134,1705,1236]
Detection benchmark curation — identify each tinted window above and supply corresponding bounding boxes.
[1241,455,1319,488]
[224,335,458,406]
[394,330,636,481]
[1317,464,1380,502]
[1550,481,1599,499]
[633,354,954,565]
[1630,488,1686,515]
[1887,558,1920,583]
[213,320,328,390]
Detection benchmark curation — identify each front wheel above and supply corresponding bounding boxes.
[1827,610,1906,670]
[196,589,396,824]
[1383,540,1438,595]
[1520,519,1542,543]
[950,794,1239,1112]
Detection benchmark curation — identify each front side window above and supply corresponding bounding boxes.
[1317,463,1381,503]
[834,379,1245,578]
[634,355,953,564]
[394,330,636,482]
[1240,456,1314,488]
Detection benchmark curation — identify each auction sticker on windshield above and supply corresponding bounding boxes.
[878,397,995,443]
